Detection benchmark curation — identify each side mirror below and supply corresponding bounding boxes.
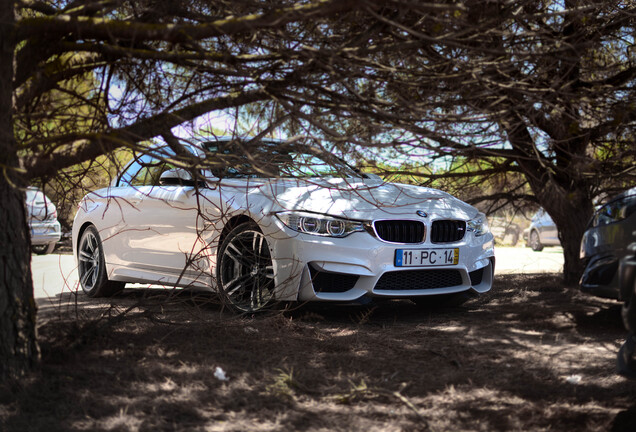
[159,168,200,187]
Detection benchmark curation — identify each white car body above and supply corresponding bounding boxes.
[73,138,495,310]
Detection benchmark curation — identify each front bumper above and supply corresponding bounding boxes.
[580,254,621,299]
[266,221,495,302]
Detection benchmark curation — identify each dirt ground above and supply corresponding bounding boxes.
[2,273,636,431]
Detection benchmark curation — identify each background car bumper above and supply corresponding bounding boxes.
[30,221,62,245]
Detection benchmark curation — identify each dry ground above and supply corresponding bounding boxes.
[2,274,636,431]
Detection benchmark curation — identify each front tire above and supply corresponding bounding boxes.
[216,222,275,313]
[78,225,125,297]
[529,230,544,252]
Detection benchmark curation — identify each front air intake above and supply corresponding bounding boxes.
[374,269,463,291]
[309,264,359,293]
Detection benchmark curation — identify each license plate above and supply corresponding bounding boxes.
[395,248,459,267]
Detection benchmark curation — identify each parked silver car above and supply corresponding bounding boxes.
[580,187,636,299]
[526,209,561,251]
[26,187,61,255]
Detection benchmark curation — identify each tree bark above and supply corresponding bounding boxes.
[504,118,592,285]
[0,0,40,381]
[540,189,592,286]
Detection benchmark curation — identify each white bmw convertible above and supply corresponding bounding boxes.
[73,137,495,312]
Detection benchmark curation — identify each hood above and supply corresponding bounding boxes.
[245,177,478,221]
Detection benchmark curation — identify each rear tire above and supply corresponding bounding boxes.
[529,230,544,252]
[32,242,56,255]
[78,225,125,297]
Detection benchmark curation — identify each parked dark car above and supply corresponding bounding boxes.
[26,187,61,255]
[526,209,561,251]
[617,241,636,377]
[580,187,636,299]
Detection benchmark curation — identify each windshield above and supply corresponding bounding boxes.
[203,139,360,179]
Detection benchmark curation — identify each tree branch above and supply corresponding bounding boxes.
[24,88,272,179]
[16,0,371,43]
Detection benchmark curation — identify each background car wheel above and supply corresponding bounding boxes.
[216,222,275,313]
[529,230,544,252]
[32,243,56,255]
[78,225,125,297]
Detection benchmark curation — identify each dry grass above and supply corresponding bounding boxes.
[2,274,636,431]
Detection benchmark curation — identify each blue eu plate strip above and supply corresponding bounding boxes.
[395,249,403,267]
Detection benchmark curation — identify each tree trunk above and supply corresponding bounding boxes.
[551,205,592,286]
[536,186,593,286]
[505,121,592,286]
[0,0,40,381]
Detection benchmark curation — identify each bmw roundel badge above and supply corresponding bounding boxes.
[416,210,428,218]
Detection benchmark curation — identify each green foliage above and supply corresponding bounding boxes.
[34,150,132,231]
[265,368,297,402]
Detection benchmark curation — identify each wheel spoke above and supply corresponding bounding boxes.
[251,273,273,310]
[224,273,253,297]
[225,241,255,269]
[80,265,95,288]
[85,234,94,252]
[251,285,262,309]
[79,250,93,262]
[252,232,264,255]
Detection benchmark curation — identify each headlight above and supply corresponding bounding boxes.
[276,212,364,238]
[467,214,490,237]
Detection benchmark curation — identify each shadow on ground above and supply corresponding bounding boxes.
[1,274,635,431]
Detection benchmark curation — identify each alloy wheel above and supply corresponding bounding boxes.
[77,226,124,297]
[78,229,101,292]
[218,225,275,312]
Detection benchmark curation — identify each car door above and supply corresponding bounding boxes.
[135,182,205,277]
[112,152,205,285]
[539,212,559,245]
